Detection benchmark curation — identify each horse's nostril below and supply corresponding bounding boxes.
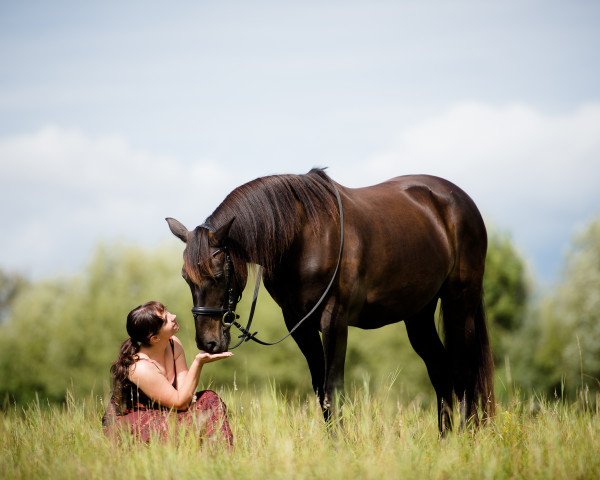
[205,341,217,353]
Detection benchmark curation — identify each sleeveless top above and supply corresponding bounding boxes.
[122,338,177,412]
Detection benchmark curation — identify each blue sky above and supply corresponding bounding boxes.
[1,1,599,288]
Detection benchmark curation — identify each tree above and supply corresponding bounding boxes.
[535,217,600,396]
[483,229,530,364]
[0,242,311,404]
[0,228,536,406]
[508,215,600,398]
[0,243,192,404]
[0,269,28,323]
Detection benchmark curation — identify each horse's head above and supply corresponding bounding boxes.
[166,216,240,353]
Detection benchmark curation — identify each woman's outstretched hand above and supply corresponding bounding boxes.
[195,351,234,365]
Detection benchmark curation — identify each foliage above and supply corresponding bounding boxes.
[0,212,597,413]
[0,268,28,323]
[0,227,532,407]
[0,242,338,403]
[0,242,191,404]
[510,216,600,397]
[483,229,530,364]
[2,387,599,479]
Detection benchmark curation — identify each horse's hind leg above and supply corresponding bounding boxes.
[442,291,478,427]
[441,279,495,428]
[405,299,454,435]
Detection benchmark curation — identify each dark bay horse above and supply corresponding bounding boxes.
[166,168,495,433]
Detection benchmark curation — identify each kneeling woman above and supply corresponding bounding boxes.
[103,301,233,446]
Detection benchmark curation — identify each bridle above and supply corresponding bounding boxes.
[191,181,344,349]
[191,246,239,328]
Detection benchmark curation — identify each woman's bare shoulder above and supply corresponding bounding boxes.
[171,336,186,357]
[128,357,160,381]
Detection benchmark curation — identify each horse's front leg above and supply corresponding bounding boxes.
[320,298,348,421]
[283,310,326,409]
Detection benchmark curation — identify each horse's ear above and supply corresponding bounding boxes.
[209,217,235,247]
[166,217,189,243]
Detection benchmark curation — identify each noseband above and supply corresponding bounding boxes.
[191,247,239,328]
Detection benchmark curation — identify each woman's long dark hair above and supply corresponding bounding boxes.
[109,301,166,413]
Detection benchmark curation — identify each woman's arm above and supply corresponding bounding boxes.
[129,350,232,410]
[172,336,190,388]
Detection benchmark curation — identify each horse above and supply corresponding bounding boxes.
[166,168,495,433]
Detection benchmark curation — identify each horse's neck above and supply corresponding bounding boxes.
[213,183,308,273]
[229,217,302,274]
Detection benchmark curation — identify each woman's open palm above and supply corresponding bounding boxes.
[195,351,233,365]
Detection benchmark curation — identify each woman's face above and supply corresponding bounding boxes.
[157,310,180,338]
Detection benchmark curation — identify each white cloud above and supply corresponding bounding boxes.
[0,127,242,278]
[1,104,599,284]
[336,102,600,282]
[342,102,599,200]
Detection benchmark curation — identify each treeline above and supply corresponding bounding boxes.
[1,217,599,406]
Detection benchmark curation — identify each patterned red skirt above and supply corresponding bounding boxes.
[103,390,233,447]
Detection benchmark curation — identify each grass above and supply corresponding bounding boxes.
[2,384,599,480]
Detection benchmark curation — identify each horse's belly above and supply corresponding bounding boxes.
[350,301,424,329]
[347,274,444,329]
[350,307,404,329]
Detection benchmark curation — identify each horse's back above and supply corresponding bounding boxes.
[353,174,480,212]
[338,174,486,326]
[347,174,485,251]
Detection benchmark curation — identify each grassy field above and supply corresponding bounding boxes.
[2,385,599,480]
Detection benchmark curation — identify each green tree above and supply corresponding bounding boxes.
[0,268,28,323]
[483,230,530,364]
[513,216,600,397]
[0,243,192,404]
[0,242,312,405]
[0,227,535,407]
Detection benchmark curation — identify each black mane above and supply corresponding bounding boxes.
[185,168,339,280]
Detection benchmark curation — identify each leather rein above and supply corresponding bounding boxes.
[191,182,345,349]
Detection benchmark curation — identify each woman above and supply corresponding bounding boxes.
[102,301,234,446]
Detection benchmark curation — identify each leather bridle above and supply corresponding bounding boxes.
[191,246,239,328]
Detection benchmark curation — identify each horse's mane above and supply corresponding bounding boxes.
[184,168,339,279]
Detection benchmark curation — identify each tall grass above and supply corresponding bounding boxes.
[2,385,599,479]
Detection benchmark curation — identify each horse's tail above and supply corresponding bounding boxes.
[472,294,495,420]
[440,286,495,424]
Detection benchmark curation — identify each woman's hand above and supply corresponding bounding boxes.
[194,351,234,365]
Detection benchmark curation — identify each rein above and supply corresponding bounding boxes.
[192,181,345,348]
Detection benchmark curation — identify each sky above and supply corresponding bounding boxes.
[1,0,599,289]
